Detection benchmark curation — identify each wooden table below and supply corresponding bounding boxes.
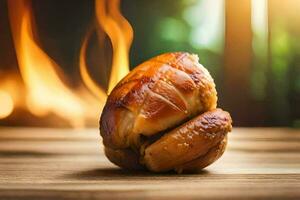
[0,128,299,199]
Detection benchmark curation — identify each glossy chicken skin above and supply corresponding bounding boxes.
[100,52,232,173]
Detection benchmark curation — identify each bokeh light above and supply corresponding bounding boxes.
[0,90,14,119]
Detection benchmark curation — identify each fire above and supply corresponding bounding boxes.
[1,0,133,127]
[80,0,133,99]
[8,0,90,127]
[79,28,107,102]
[95,0,133,94]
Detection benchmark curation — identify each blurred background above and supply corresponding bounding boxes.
[0,0,299,127]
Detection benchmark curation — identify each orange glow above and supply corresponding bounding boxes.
[95,0,133,94]
[8,0,88,127]
[0,90,14,119]
[0,73,25,119]
[0,74,24,110]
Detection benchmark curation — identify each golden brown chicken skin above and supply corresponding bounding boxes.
[100,52,232,173]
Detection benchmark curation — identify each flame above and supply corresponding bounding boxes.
[79,28,107,102]
[79,0,133,99]
[0,90,14,119]
[95,0,133,94]
[1,0,133,126]
[8,0,87,127]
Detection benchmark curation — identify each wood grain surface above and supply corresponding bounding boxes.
[0,127,299,200]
